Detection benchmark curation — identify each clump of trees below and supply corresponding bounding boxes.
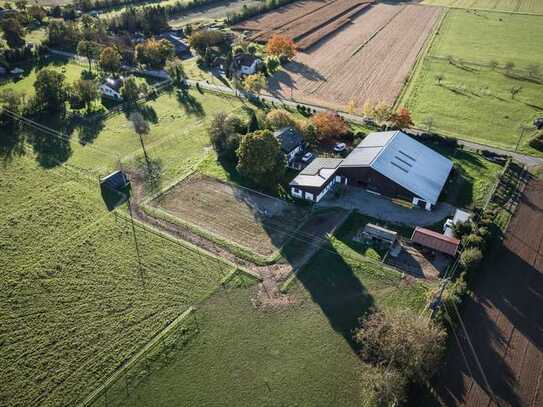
[354,309,446,405]
[189,30,227,56]
[135,38,174,69]
[32,69,70,113]
[208,111,245,162]
[362,100,414,129]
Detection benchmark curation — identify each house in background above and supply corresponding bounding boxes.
[99,77,124,100]
[232,53,261,76]
[274,126,304,168]
[160,32,191,58]
[289,130,453,210]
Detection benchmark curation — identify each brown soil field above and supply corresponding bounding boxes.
[232,0,373,49]
[150,173,308,256]
[425,177,543,407]
[266,3,442,110]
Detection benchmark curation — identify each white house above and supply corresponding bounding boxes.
[99,77,124,100]
[232,53,261,76]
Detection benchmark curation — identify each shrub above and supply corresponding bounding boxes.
[354,309,446,383]
[460,247,483,271]
[462,233,484,249]
[361,364,408,407]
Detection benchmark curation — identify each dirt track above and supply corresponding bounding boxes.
[267,3,441,110]
[426,178,543,407]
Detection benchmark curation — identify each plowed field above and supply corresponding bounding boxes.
[232,0,374,49]
[427,178,543,407]
[266,3,442,110]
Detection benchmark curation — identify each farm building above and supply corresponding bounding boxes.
[411,227,460,257]
[289,131,453,210]
[274,127,304,168]
[99,77,124,100]
[290,158,347,202]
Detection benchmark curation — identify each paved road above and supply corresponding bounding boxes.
[187,80,543,168]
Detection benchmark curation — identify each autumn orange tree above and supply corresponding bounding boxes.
[311,111,349,142]
[266,35,297,60]
[390,107,414,129]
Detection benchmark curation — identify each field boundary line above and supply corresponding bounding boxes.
[395,6,448,109]
[434,4,543,17]
[351,4,406,57]
[115,210,246,272]
[78,306,196,407]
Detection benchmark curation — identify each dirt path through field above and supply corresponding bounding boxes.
[425,176,543,407]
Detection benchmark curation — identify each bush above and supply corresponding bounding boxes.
[460,247,483,271]
[462,233,484,249]
[360,364,408,407]
[354,309,446,383]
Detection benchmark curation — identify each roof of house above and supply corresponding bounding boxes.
[161,32,189,51]
[362,223,398,242]
[274,126,303,154]
[340,131,453,205]
[290,158,343,189]
[102,77,123,92]
[233,53,259,67]
[100,170,129,190]
[411,227,460,256]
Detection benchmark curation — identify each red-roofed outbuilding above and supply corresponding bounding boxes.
[411,227,460,257]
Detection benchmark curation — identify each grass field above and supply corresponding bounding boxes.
[0,58,86,98]
[0,155,233,407]
[422,0,543,14]
[92,236,431,407]
[401,9,543,154]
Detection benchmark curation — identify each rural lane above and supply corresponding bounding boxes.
[186,80,543,168]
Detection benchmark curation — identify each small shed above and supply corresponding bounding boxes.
[411,227,459,257]
[101,170,129,191]
[362,223,398,244]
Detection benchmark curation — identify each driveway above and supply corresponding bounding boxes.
[317,187,455,226]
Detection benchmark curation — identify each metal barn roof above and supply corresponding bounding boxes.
[411,227,460,256]
[341,131,453,205]
[362,223,398,243]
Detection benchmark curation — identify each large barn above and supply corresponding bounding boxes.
[289,131,453,210]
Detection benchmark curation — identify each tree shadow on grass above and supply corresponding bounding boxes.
[175,88,205,117]
[24,112,75,168]
[290,242,374,352]
[0,124,26,163]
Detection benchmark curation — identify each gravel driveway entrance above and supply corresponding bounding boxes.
[317,186,455,226]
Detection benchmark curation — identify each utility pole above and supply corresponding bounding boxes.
[127,197,145,288]
[515,125,530,152]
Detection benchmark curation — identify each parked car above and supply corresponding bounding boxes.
[301,152,314,163]
[334,142,346,152]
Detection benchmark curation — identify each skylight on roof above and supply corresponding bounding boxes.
[390,161,409,173]
[398,150,416,162]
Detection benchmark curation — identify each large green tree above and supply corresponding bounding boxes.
[33,69,69,113]
[71,79,99,112]
[236,130,285,188]
[99,47,121,75]
[120,76,147,107]
[1,17,25,49]
[208,112,245,162]
[77,40,101,72]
